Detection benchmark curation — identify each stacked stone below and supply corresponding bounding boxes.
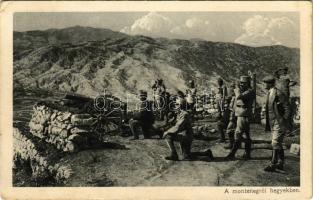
[13,127,72,183]
[28,102,98,152]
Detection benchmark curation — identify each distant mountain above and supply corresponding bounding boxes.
[14,26,126,59]
[13,26,300,103]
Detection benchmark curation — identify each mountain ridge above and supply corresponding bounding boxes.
[14,26,300,103]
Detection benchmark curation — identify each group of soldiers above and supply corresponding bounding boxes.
[127,67,296,172]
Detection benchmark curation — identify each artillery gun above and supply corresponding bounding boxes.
[60,93,127,137]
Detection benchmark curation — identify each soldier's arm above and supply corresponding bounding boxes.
[236,88,255,100]
[277,90,291,120]
[222,86,227,100]
[163,84,166,92]
[250,73,256,91]
[164,113,187,135]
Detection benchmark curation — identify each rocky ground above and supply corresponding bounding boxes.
[13,89,300,187]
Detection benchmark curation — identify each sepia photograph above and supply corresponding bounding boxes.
[1,1,312,200]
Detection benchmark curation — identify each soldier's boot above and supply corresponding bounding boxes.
[149,126,163,139]
[276,149,285,170]
[165,153,179,161]
[264,149,279,172]
[129,120,139,140]
[242,139,252,160]
[156,129,164,139]
[202,148,214,160]
[142,126,152,139]
[165,136,179,161]
[224,131,234,149]
[225,140,241,160]
[181,140,193,161]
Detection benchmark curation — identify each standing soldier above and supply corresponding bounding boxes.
[263,76,291,172]
[152,79,167,120]
[225,76,255,160]
[224,82,237,149]
[163,91,193,161]
[129,90,161,140]
[186,80,197,114]
[274,67,297,134]
[216,78,228,143]
[248,71,257,121]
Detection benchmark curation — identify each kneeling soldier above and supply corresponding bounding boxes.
[263,75,291,172]
[163,93,193,161]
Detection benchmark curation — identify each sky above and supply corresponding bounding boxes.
[14,12,299,48]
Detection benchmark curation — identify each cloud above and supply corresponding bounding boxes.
[235,15,298,47]
[170,17,214,39]
[121,13,215,40]
[120,12,174,37]
[185,17,210,29]
[235,33,281,47]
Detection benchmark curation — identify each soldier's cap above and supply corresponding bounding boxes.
[138,90,148,96]
[240,76,250,83]
[262,75,276,84]
[177,90,185,97]
[275,67,289,74]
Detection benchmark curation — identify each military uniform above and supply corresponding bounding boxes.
[152,79,167,120]
[129,91,158,139]
[186,87,197,113]
[263,76,291,172]
[216,79,228,142]
[216,84,228,112]
[163,109,193,160]
[276,75,291,98]
[274,67,297,136]
[224,94,236,149]
[226,76,255,160]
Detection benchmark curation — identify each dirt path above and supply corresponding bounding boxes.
[137,139,299,186]
[58,123,299,187]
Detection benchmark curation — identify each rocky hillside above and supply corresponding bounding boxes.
[14,26,300,103]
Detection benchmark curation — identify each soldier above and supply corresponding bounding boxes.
[274,67,291,97]
[152,79,167,120]
[274,67,297,135]
[263,75,291,172]
[163,91,193,161]
[225,76,255,160]
[129,90,161,140]
[224,82,237,149]
[216,78,228,143]
[186,80,197,114]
